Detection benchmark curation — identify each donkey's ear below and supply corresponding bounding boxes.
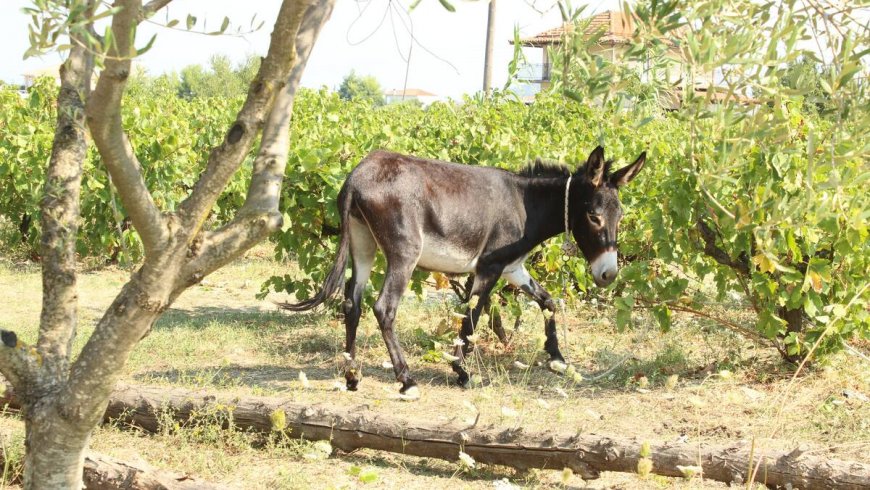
[584,145,606,187]
[611,151,646,187]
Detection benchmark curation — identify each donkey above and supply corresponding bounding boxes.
[282,146,646,399]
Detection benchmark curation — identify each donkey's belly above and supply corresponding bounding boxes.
[417,235,479,274]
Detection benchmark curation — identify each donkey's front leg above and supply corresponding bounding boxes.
[503,266,565,364]
[451,269,500,386]
[451,271,499,387]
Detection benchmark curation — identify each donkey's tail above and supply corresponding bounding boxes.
[278,185,352,312]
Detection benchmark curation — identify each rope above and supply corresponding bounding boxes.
[564,175,572,245]
[559,176,574,362]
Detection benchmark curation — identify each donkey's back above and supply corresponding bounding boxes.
[346,150,523,274]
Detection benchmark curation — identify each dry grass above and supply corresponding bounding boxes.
[0,250,867,489]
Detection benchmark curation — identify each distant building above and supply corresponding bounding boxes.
[23,66,62,86]
[512,10,755,108]
[383,88,439,106]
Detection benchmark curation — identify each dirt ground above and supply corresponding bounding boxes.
[0,252,867,489]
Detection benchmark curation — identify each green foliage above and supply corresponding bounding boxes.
[269,0,868,363]
[265,87,664,308]
[780,57,834,116]
[337,71,385,107]
[548,0,869,360]
[3,0,866,363]
[0,78,56,254]
[0,77,245,263]
[178,54,260,99]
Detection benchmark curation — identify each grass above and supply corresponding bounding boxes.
[0,249,868,489]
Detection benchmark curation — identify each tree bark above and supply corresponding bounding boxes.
[16,383,859,489]
[0,1,334,488]
[0,445,222,490]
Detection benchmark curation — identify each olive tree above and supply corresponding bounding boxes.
[0,0,335,487]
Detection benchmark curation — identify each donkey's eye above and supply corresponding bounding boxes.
[587,213,603,227]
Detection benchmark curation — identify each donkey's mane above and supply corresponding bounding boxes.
[518,157,614,179]
[518,158,571,178]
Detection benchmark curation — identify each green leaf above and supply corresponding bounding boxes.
[652,305,672,331]
[136,33,157,56]
[358,469,378,484]
[616,308,632,331]
[437,0,456,12]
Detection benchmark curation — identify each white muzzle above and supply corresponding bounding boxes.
[591,250,618,287]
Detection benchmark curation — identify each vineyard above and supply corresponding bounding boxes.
[0,0,868,488]
[2,77,867,362]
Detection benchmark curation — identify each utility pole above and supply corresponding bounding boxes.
[482,0,496,96]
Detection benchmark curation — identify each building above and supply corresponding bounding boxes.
[512,10,754,108]
[23,66,62,86]
[383,88,439,106]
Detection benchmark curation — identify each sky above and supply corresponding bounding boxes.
[0,0,621,98]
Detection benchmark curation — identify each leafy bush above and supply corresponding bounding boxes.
[0,77,246,263]
[1,0,866,363]
[548,0,869,360]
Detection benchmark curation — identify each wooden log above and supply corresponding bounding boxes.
[82,452,224,490]
[4,384,869,488]
[104,384,870,489]
[0,444,222,490]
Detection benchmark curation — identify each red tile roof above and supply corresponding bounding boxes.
[384,88,436,97]
[513,10,647,47]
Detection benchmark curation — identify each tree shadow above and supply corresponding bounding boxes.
[135,361,460,392]
[153,306,308,331]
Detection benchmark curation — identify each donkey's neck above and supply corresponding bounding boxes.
[520,176,572,246]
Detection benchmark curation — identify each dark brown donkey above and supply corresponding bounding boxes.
[282,146,646,399]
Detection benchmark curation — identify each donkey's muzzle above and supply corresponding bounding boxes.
[591,250,618,287]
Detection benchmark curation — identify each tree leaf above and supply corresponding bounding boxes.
[437,0,456,12]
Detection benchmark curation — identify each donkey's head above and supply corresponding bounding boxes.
[572,146,646,287]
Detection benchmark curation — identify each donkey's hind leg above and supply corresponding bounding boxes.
[343,218,378,391]
[373,254,420,398]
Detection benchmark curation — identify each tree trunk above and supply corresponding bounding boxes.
[17,383,859,489]
[0,441,221,490]
[779,306,805,363]
[24,404,92,489]
[0,2,334,488]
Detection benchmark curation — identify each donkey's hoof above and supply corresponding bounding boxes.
[548,359,568,374]
[398,384,421,401]
[344,367,361,391]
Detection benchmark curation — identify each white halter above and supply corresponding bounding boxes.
[562,176,578,255]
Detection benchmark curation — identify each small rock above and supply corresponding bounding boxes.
[843,390,868,403]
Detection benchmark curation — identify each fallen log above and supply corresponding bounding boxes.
[0,443,222,490]
[83,452,224,490]
[4,384,869,488]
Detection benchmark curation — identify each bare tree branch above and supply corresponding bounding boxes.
[37,0,97,379]
[182,0,336,282]
[61,266,172,428]
[0,331,42,393]
[696,219,750,275]
[176,0,315,237]
[86,0,167,253]
[140,0,173,20]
